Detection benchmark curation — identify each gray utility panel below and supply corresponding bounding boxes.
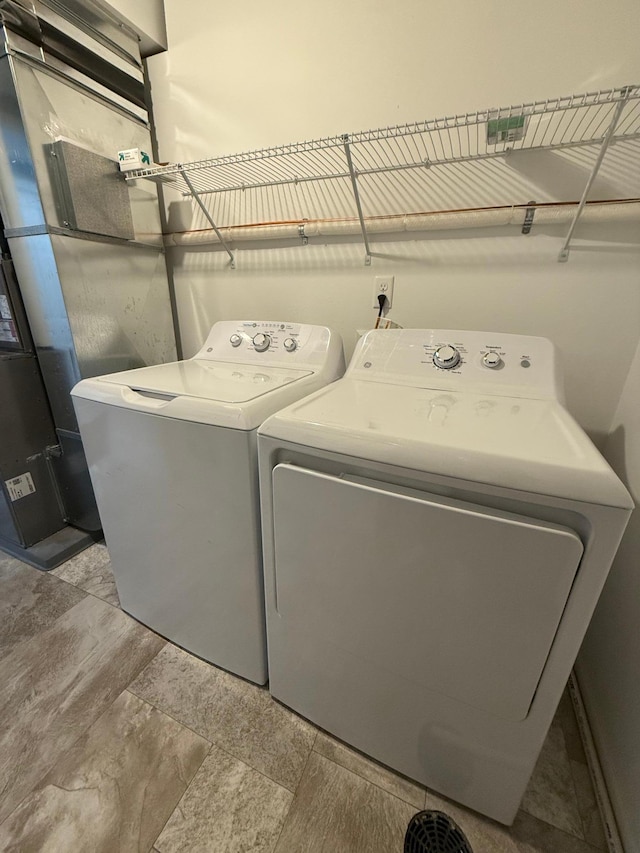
[0,0,176,568]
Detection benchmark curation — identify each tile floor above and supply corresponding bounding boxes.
[0,543,608,853]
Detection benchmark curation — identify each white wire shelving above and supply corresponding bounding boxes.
[127,85,640,266]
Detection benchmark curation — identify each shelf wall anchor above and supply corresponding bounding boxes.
[558,87,632,262]
[180,169,236,268]
[342,134,372,265]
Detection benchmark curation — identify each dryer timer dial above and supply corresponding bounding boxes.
[433,345,461,370]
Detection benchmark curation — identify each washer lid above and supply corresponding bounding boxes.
[71,359,324,431]
[258,379,633,508]
[98,359,313,402]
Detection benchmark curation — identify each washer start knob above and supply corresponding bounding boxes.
[482,351,503,369]
[283,338,297,352]
[433,345,461,370]
[229,334,242,347]
[252,332,271,352]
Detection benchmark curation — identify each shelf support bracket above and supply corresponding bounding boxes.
[342,134,372,265]
[180,170,236,268]
[558,88,631,262]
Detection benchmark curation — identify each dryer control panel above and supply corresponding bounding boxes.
[349,329,564,401]
[194,320,345,374]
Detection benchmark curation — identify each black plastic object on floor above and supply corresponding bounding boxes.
[404,810,473,853]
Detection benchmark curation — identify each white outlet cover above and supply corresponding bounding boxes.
[373,275,394,309]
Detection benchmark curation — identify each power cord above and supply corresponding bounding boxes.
[375,293,387,328]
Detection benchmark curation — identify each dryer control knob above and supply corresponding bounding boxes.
[482,351,503,369]
[253,332,271,352]
[433,345,461,370]
[283,338,297,352]
[229,334,242,347]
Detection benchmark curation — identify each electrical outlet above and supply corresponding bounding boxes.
[372,275,394,309]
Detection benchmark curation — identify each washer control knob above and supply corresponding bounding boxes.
[433,345,461,370]
[482,351,503,369]
[252,332,271,352]
[229,334,242,348]
[283,338,297,352]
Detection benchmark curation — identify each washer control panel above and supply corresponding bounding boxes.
[350,329,563,400]
[193,320,343,371]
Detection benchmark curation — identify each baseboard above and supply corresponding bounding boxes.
[568,672,625,853]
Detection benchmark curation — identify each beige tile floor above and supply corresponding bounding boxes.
[0,543,608,853]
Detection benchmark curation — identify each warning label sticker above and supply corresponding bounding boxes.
[5,472,36,502]
[0,320,19,343]
[0,295,19,343]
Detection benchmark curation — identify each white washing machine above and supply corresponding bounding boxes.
[71,320,344,685]
[257,328,632,823]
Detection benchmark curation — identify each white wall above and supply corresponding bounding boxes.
[577,339,640,852]
[147,3,640,846]
[149,0,640,160]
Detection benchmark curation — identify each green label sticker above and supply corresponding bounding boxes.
[487,115,527,144]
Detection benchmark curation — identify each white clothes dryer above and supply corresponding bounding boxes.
[257,328,632,823]
[72,320,344,684]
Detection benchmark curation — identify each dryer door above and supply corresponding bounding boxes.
[270,464,583,721]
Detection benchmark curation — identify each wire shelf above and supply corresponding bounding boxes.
[126,85,640,263]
